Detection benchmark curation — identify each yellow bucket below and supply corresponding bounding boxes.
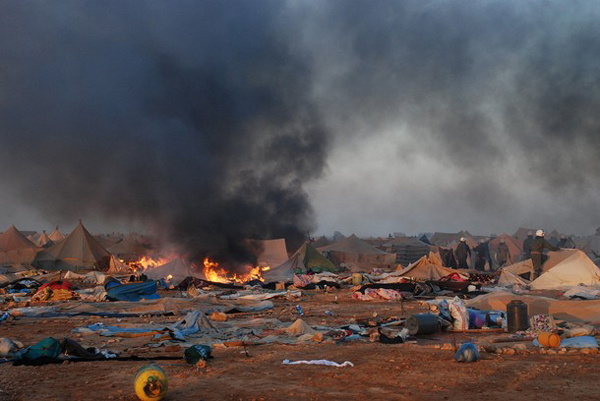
[537,332,561,348]
[352,273,363,286]
[134,364,168,401]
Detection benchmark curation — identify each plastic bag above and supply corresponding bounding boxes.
[449,297,469,331]
[454,342,480,363]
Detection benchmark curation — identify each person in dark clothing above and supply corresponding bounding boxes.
[557,235,574,248]
[455,237,471,269]
[522,231,534,260]
[530,229,559,280]
[474,240,492,271]
[440,247,457,268]
[496,238,512,268]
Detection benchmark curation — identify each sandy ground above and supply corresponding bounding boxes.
[0,288,598,400]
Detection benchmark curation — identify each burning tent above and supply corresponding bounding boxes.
[144,258,193,286]
[107,254,132,274]
[318,234,396,272]
[33,220,110,271]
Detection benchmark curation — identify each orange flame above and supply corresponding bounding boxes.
[202,257,264,284]
[128,255,172,271]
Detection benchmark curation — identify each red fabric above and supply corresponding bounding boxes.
[439,273,466,282]
[38,280,73,292]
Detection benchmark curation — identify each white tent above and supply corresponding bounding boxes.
[530,249,600,290]
[144,258,192,285]
[498,259,533,286]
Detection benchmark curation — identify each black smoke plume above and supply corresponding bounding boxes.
[0,1,327,264]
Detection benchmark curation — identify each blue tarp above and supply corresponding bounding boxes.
[105,280,159,302]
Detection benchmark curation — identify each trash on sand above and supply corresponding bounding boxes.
[184,345,213,364]
[534,336,598,349]
[282,359,354,367]
[454,342,480,363]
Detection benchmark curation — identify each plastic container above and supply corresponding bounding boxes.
[537,332,561,348]
[406,314,440,335]
[351,273,363,286]
[507,300,528,332]
[134,364,168,401]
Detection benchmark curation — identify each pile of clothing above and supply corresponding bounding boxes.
[32,280,78,302]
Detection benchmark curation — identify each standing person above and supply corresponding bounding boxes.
[496,238,512,268]
[522,231,534,260]
[474,240,492,271]
[455,237,471,269]
[530,229,559,280]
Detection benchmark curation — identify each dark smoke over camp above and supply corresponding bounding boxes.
[1,1,600,256]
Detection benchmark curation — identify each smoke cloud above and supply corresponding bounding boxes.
[1,0,600,255]
[0,1,327,263]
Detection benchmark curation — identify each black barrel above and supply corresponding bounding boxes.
[506,300,528,332]
[406,314,440,335]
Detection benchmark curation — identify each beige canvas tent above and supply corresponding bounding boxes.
[0,226,39,266]
[48,226,65,242]
[253,239,288,269]
[489,233,523,266]
[262,251,304,283]
[36,231,53,248]
[33,221,110,271]
[318,234,396,271]
[430,231,474,247]
[497,259,533,286]
[0,226,37,252]
[512,227,535,243]
[530,249,600,290]
[107,233,150,258]
[396,252,466,280]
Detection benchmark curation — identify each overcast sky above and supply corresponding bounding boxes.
[1,1,600,243]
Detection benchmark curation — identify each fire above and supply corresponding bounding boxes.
[129,255,172,271]
[202,257,264,284]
